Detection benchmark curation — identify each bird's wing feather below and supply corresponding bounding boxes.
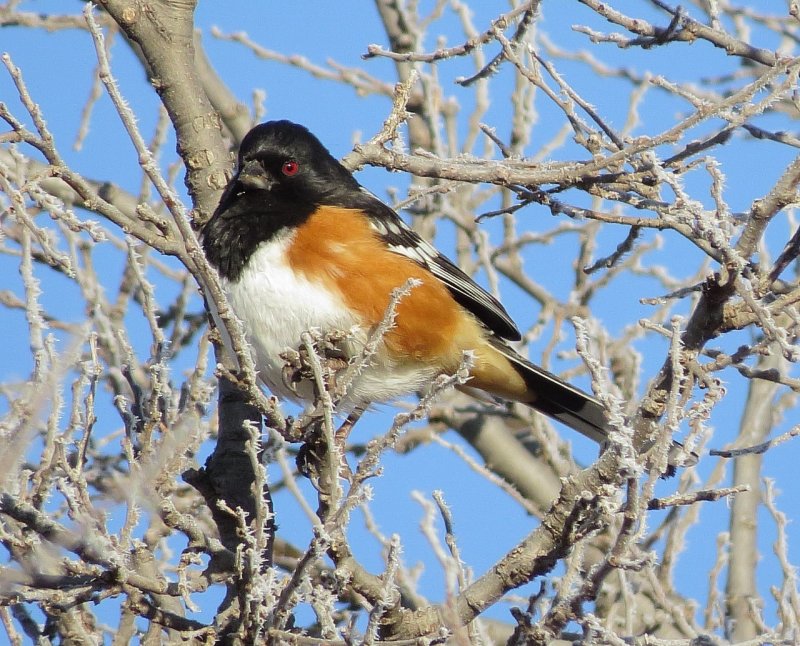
[360,195,521,341]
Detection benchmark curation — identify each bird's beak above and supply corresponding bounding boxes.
[236,159,274,191]
[212,159,274,220]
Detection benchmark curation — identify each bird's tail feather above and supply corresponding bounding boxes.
[487,338,693,472]
[488,338,610,445]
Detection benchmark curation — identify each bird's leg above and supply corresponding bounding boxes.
[324,406,363,484]
[296,407,364,488]
[292,331,365,487]
[335,406,364,449]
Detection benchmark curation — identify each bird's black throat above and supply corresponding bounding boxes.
[202,191,316,283]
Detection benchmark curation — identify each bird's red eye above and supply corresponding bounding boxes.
[281,160,299,176]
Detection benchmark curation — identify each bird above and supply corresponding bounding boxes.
[201,120,613,449]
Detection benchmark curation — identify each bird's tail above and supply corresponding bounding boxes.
[482,337,694,473]
[485,337,610,445]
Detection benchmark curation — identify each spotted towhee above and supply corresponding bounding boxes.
[202,120,615,447]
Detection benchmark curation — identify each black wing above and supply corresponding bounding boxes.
[357,189,521,341]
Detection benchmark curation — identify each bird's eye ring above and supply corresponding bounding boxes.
[281,160,299,177]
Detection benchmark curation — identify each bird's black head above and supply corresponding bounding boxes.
[234,120,361,206]
[202,120,363,280]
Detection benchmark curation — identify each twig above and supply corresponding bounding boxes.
[710,424,800,458]
[648,485,748,510]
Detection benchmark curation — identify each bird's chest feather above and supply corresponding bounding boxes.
[221,235,359,393]
[218,231,443,407]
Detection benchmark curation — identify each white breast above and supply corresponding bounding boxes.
[215,234,437,410]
